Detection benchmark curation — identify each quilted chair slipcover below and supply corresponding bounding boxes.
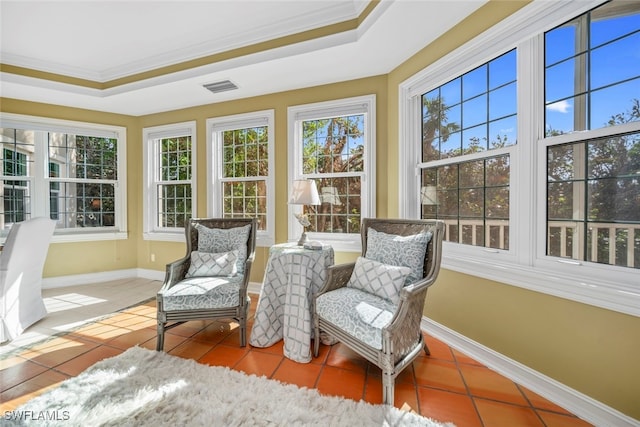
[0,217,56,343]
[313,218,444,405]
[156,218,256,351]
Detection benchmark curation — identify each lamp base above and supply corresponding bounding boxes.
[297,231,308,246]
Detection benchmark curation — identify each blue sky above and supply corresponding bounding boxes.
[545,9,639,133]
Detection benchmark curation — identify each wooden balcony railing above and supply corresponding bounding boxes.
[440,219,639,269]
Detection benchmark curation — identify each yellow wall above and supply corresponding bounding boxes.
[1,0,638,420]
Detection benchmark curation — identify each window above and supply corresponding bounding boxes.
[288,95,375,251]
[143,122,195,240]
[400,0,640,316]
[420,50,516,250]
[544,2,640,269]
[207,111,274,247]
[0,114,127,241]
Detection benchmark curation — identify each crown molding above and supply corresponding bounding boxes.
[0,1,376,84]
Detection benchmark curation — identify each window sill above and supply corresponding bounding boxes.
[443,255,640,318]
[302,233,362,253]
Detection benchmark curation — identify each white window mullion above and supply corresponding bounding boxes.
[113,128,127,234]
[30,132,47,218]
[516,35,543,268]
[398,91,421,218]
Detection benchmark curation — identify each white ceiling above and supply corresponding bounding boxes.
[0,0,487,116]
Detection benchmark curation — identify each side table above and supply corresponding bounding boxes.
[249,242,334,363]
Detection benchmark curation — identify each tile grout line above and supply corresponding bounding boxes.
[450,341,486,427]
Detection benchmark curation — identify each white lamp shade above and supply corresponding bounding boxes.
[289,179,321,205]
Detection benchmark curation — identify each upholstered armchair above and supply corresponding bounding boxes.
[1,217,56,343]
[156,218,256,351]
[312,218,444,405]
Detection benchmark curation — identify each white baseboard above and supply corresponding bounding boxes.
[42,268,156,289]
[137,268,165,281]
[248,281,262,296]
[43,268,263,295]
[421,317,639,427]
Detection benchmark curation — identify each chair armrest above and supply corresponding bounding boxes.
[160,256,190,291]
[401,274,436,297]
[239,252,256,293]
[245,251,255,272]
[315,262,355,296]
[382,277,435,360]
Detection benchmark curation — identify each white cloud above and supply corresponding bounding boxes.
[546,100,571,113]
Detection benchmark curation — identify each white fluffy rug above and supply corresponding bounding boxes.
[14,347,454,427]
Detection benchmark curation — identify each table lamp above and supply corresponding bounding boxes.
[289,179,321,245]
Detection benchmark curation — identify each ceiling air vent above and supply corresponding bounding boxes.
[203,80,238,94]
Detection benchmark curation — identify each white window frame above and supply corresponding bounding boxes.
[288,95,376,252]
[399,0,640,317]
[206,110,275,247]
[0,113,127,243]
[142,121,196,242]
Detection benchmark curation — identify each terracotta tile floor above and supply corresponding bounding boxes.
[0,297,594,426]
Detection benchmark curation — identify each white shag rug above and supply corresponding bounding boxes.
[13,346,455,427]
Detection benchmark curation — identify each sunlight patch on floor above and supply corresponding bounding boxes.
[0,278,161,357]
[44,293,108,313]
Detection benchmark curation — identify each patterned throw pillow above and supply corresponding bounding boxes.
[185,250,239,278]
[194,223,251,274]
[347,256,412,304]
[365,228,432,284]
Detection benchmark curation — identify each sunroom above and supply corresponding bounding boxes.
[0,1,638,425]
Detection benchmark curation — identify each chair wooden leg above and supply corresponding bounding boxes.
[239,321,247,347]
[313,334,319,357]
[423,341,431,356]
[382,371,395,405]
[156,320,165,351]
[239,303,249,347]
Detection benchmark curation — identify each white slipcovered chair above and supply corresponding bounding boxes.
[0,217,56,343]
[313,218,444,405]
[156,218,256,351]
